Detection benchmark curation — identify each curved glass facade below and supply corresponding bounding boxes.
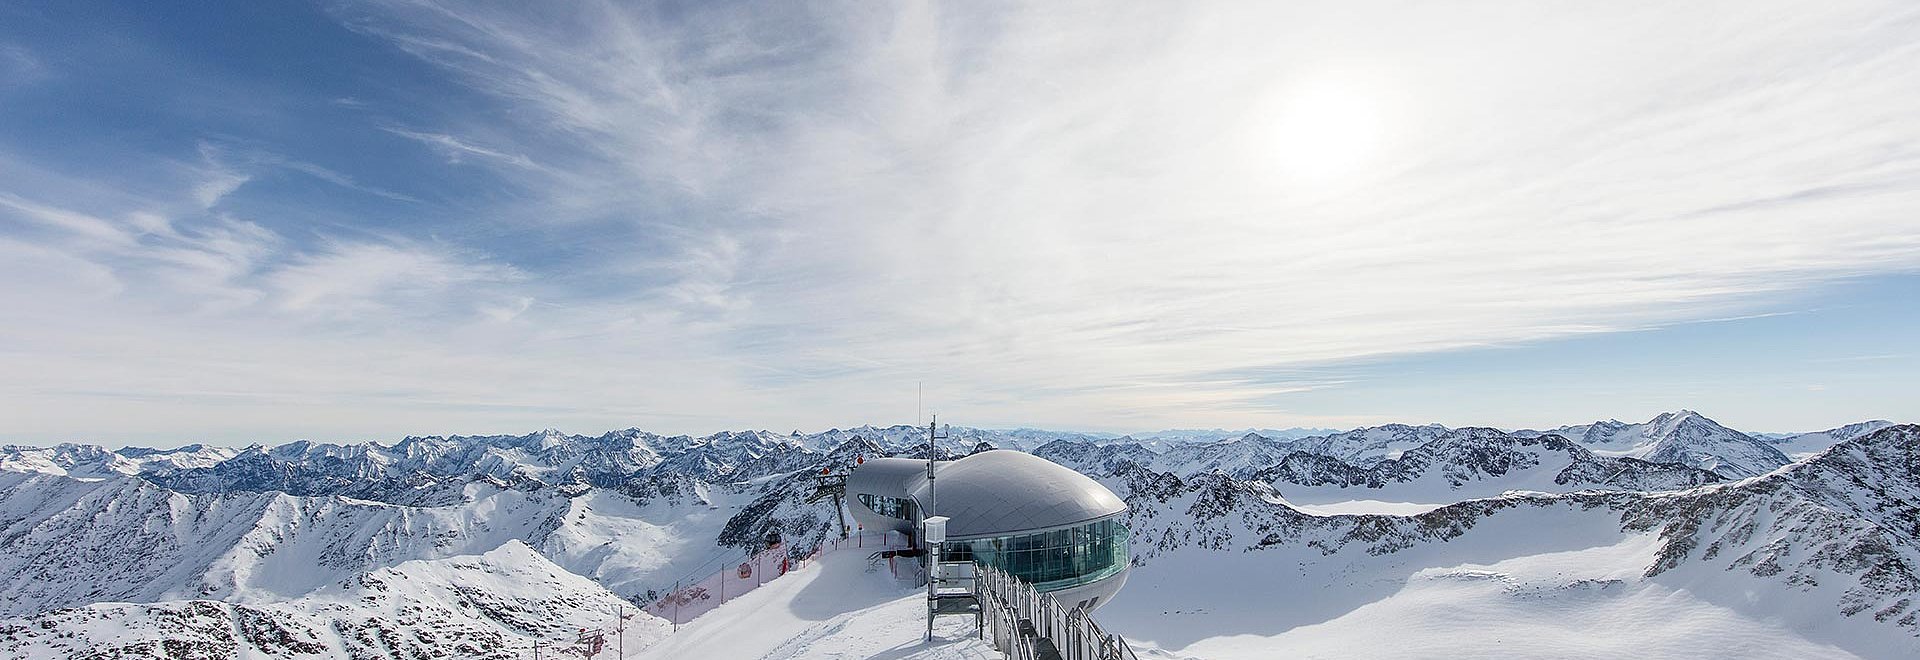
[942,517,1129,591]
[856,492,917,520]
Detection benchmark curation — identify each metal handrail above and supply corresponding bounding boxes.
[973,563,1140,660]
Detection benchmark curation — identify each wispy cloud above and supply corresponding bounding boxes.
[313,1,1920,425]
[380,127,548,173]
[196,141,422,204]
[268,239,522,317]
[189,145,251,209]
[0,43,48,88]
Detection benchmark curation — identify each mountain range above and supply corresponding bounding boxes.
[0,410,1911,658]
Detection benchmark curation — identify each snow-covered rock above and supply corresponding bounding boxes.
[1031,438,1160,477]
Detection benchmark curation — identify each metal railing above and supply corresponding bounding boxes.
[974,564,1140,660]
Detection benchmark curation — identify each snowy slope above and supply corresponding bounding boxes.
[632,545,995,660]
[1,541,674,659]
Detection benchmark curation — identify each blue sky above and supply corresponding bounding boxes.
[1,1,1916,446]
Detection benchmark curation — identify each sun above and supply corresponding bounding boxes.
[1262,76,1389,185]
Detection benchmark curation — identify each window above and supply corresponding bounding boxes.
[942,517,1129,592]
[856,493,917,520]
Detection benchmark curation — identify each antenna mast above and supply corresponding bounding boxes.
[923,413,953,642]
[925,413,948,520]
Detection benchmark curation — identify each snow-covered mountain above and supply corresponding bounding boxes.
[1520,410,1792,478]
[1144,432,1302,479]
[0,412,1839,496]
[1031,438,1161,477]
[1254,428,1723,513]
[0,472,562,615]
[1,541,674,659]
[0,465,815,620]
[0,430,893,659]
[1128,427,1342,444]
[1041,426,1722,516]
[1286,423,1458,464]
[1759,420,1897,460]
[0,442,143,478]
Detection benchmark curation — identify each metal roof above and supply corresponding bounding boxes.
[908,450,1127,539]
[846,457,928,498]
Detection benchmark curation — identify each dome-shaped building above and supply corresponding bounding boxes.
[848,450,1131,611]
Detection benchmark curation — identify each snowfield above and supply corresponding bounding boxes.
[635,548,996,660]
[1104,509,1881,659]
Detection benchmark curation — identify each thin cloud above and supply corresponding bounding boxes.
[380,126,549,173]
[0,43,48,88]
[266,239,523,317]
[1807,354,1909,363]
[277,161,422,204]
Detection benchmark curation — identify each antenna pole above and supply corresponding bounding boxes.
[923,414,950,643]
[615,605,628,659]
[924,415,949,540]
[927,413,937,518]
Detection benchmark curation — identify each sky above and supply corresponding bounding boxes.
[1,1,1917,447]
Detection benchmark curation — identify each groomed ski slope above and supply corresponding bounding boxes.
[634,546,997,660]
